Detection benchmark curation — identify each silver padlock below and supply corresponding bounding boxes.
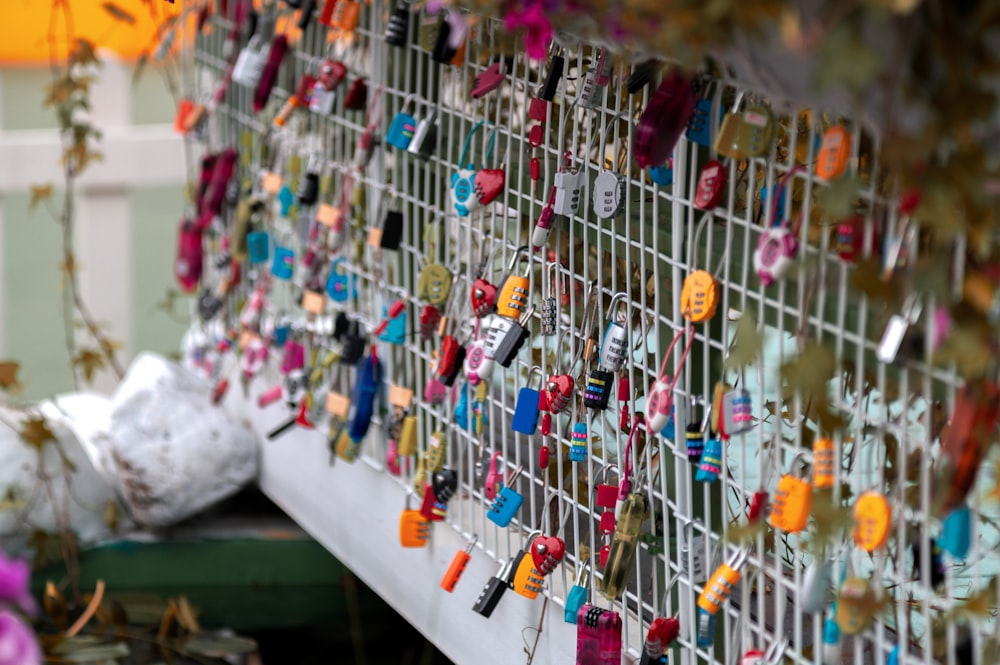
[598,292,629,372]
[232,35,269,88]
[877,294,922,364]
[593,168,625,220]
[680,531,708,582]
[407,109,438,161]
[553,167,583,217]
[576,67,600,109]
[541,297,557,336]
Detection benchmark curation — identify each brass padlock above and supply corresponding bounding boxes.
[768,453,812,533]
[397,414,418,456]
[418,263,453,306]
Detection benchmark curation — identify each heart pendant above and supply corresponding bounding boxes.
[530,535,565,576]
[474,168,506,205]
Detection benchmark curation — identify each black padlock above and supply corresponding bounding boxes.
[380,210,404,250]
[385,1,410,47]
[626,59,658,94]
[198,289,223,321]
[333,311,350,340]
[472,558,516,618]
[538,51,565,102]
[432,468,458,503]
[485,307,533,368]
[296,0,316,30]
[431,14,456,64]
[583,368,614,410]
[297,170,319,206]
[340,321,367,365]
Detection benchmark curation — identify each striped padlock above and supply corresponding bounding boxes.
[570,421,588,462]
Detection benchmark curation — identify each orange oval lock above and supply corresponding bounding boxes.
[853,491,891,552]
[816,126,851,181]
[680,270,719,323]
[812,437,836,489]
[769,455,813,533]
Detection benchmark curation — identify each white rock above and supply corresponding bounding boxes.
[106,353,258,527]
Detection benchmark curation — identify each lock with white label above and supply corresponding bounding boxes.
[877,294,922,364]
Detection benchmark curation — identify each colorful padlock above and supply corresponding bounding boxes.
[496,246,531,320]
[769,454,813,533]
[486,467,524,527]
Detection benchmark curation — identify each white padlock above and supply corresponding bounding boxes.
[232,35,269,88]
[553,168,583,217]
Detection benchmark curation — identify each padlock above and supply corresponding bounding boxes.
[686,418,706,466]
[541,297,558,335]
[335,427,362,462]
[639,617,680,665]
[347,353,382,443]
[425,430,447,472]
[569,421,588,462]
[769,456,813,533]
[853,491,891,552]
[553,166,584,216]
[695,435,722,481]
[940,505,972,560]
[418,305,441,341]
[592,168,626,220]
[694,159,727,210]
[484,306,534,368]
[836,577,877,635]
[450,121,497,216]
[330,0,360,31]
[576,66,601,108]
[576,605,622,665]
[486,467,524,527]
[812,437,836,489]
[564,564,590,624]
[472,559,515,618]
[646,378,675,435]
[377,209,404,250]
[738,105,777,157]
[584,369,614,410]
[399,498,431,548]
[326,257,356,302]
[418,483,448,521]
[647,159,673,186]
[471,277,497,318]
[407,109,438,160]
[801,558,833,615]
[680,269,720,323]
[397,414,417,456]
[599,491,648,600]
[232,35,269,88]
[338,321,367,365]
[496,247,531,320]
[754,225,799,286]
[719,388,753,438]
[626,58,658,94]
[483,451,504,501]
[385,1,410,46]
[739,639,788,665]
[545,373,574,414]
[432,468,459,504]
[680,531,707,581]
[530,533,565,576]
[417,263,452,306]
[685,95,716,147]
[877,294,922,363]
[821,615,842,665]
[935,380,1000,516]
[511,549,545,599]
[385,96,416,148]
[633,68,697,169]
[464,338,494,385]
[309,60,347,115]
[378,303,407,345]
[511,367,543,435]
[271,245,295,280]
[441,538,477,592]
[247,231,270,265]
[816,125,851,181]
[598,293,630,372]
[435,334,465,385]
[696,548,748,646]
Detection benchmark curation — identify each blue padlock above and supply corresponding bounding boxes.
[378,303,407,344]
[271,246,295,280]
[272,320,290,348]
[486,467,524,527]
[386,102,417,150]
[511,367,543,435]
[660,409,675,440]
[277,185,296,218]
[685,97,722,147]
[761,183,787,224]
[647,159,673,186]
[455,382,471,429]
[564,565,589,623]
[247,231,271,265]
[569,421,588,462]
[347,353,383,443]
[940,505,971,560]
[326,258,355,302]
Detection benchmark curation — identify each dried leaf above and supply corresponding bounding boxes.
[73,349,107,385]
[816,175,863,220]
[849,259,894,302]
[69,39,101,68]
[933,326,995,379]
[102,2,137,24]
[29,184,53,210]
[725,311,762,369]
[20,416,56,449]
[0,361,21,391]
[725,520,767,543]
[781,341,836,396]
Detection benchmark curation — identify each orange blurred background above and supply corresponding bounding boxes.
[0,0,181,64]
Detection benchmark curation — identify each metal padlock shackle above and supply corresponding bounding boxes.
[687,211,730,278]
[782,449,812,478]
[568,279,601,367]
[457,120,498,169]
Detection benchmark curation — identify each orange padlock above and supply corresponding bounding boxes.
[331,0,360,32]
[496,247,531,320]
[511,548,544,599]
[680,270,719,323]
[812,437,836,489]
[174,98,195,133]
[853,491,891,552]
[440,537,477,592]
[768,453,812,533]
[816,125,851,181]
[399,494,430,548]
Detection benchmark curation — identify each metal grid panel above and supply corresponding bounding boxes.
[190,3,995,664]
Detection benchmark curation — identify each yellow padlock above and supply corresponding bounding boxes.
[768,453,812,533]
[680,270,719,323]
[496,246,532,320]
[426,430,447,472]
[336,428,360,462]
[397,414,418,456]
[812,437,836,489]
[836,577,877,635]
[853,491,892,552]
[510,549,544,599]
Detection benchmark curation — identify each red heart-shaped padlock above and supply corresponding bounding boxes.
[470,278,497,317]
[530,535,565,576]
[474,168,505,205]
[545,374,575,414]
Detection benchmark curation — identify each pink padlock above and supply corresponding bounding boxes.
[424,377,447,405]
[484,451,504,501]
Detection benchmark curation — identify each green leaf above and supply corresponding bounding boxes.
[781,341,836,396]
[815,23,883,93]
[725,311,762,369]
[816,175,863,219]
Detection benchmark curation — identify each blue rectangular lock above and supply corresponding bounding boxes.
[564,580,589,623]
[271,246,294,280]
[685,97,723,148]
[386,111,417,150]
[569,421,588,462]
[247,231,270,265]
[378,303,406,344]
[510,367,542,435]
[486,483,523,527]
